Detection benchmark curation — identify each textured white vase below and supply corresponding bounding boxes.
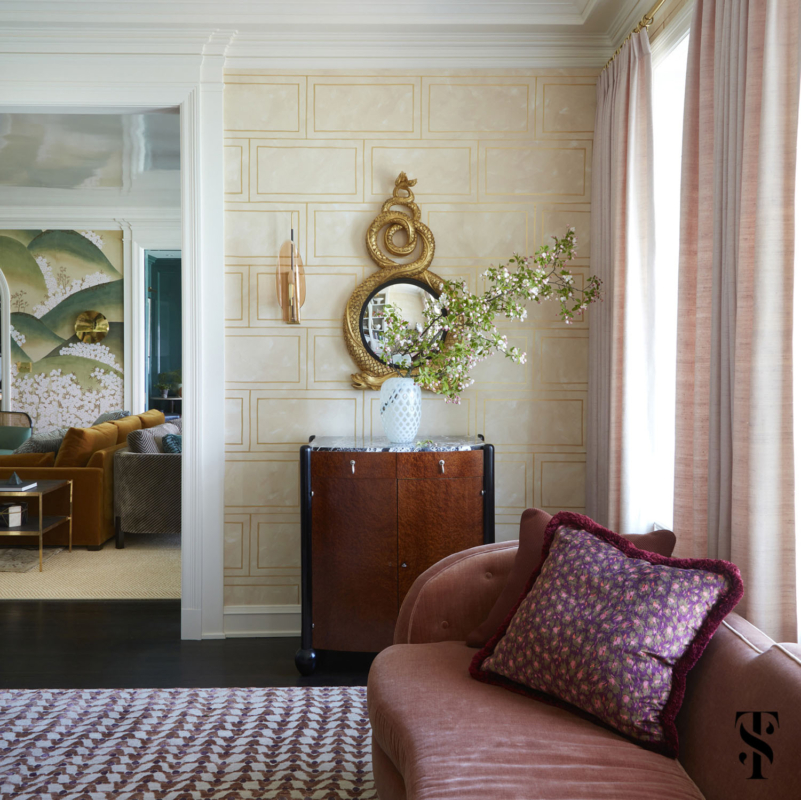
[380,376,422,444]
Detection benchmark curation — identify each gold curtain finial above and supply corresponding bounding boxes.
[603,0,666,71]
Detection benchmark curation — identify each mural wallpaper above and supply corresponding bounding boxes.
[0,229,124,431]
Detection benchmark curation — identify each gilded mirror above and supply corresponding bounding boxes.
[345,173,443,389]
[360,278,439,367]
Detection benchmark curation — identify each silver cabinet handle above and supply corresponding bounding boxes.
[350,460,356,474]
[439,459,445,474]
[401,562,408,568]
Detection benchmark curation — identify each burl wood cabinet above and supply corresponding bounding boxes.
[295,436,495,675]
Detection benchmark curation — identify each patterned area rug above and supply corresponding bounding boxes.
[0,547,63,573]
[0,686,377,799]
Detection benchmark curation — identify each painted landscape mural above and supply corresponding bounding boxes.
[0,229,124,431]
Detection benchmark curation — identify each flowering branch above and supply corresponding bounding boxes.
[380,228,601,403]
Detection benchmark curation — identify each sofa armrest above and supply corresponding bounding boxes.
[88,442,127,539]
[394,541,518,645]
[676,612,801,799]
[114,448,181,534]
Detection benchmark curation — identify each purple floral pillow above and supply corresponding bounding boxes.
[469,512,743,757]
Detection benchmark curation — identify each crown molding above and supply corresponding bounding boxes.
[227,29,611,69]
[0,2,593,28]
[0,26,612,68]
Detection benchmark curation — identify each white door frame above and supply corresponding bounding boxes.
[0,49,228,639]
[128,221,182,415]
[0,267,10,412]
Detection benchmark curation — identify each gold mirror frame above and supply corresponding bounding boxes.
[345,172,443,389]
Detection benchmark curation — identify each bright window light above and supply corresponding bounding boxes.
[651,33,690,531]
[794,74,801,641]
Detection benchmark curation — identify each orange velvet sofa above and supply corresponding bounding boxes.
[0,410,165,549]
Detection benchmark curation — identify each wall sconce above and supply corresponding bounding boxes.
[276,229,306,324]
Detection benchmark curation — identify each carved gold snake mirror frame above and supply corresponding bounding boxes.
[344,172,443,390]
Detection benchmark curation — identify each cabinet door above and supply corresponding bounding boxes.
[311,454,398,652]
[397,475,484,603]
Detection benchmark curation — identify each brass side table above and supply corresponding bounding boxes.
[0,479,73,572]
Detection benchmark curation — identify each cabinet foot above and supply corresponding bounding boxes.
[295,647,317,676]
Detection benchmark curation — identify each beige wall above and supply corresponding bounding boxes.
[223,69,597,611]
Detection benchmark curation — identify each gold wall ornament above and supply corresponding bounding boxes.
[344,172,443,390]
[75,310,110,343]
[276,229,306,324]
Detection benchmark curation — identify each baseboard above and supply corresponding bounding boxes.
[223,604,301,638]
[181,607,202,640]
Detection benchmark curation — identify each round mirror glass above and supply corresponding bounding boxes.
[360,279,438,365]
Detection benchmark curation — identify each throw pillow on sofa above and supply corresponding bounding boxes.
[466,508,677,647]
[470,511,743,758]
[13,427,70,455]
[138,409,166,429]
[162,434,182,454]
[92,410,130,425]
[127,422,180,454]
[111,414,142,444]
[55,422,118,468]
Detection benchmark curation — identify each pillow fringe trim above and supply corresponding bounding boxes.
[469,511,744,758]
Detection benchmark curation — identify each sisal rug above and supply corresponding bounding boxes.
[0,686,377,799]
[0,547,63,573]
[0,534,180,599]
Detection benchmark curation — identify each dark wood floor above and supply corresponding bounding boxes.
[0,600,375,689]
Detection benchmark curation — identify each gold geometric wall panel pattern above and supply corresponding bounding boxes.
[223,68,598,615]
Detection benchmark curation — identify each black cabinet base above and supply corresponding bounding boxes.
[295,647,317,676]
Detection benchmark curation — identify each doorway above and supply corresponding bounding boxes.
[146,249,182,417]
[0,112,182,601]
[0,69,226,639]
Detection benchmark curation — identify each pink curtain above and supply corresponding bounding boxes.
[587,30,657,534]
[674,0,800,641]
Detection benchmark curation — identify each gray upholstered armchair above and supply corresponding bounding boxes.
[113,447,181,548]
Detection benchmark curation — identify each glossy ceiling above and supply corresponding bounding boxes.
[0,112,179,190]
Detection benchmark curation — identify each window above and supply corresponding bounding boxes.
[794,75,801,639]
[650,32,690,530]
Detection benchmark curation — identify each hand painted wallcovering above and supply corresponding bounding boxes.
[223,69,597,624]
[0,229,124,431]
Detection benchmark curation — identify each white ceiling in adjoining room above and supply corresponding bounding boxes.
[0,111,180,208]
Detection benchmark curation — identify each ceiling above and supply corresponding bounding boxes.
[0,1,641,31]
[0,112,179,190]
[0,112,180,212]
[0,0,656,66]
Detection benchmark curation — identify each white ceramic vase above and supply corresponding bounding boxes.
[380,376,422,444]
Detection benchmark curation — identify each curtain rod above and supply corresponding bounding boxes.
[603,0,666,71]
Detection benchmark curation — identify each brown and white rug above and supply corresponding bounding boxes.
[0,686,377,799]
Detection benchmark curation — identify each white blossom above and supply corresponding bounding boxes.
[32,270,111,318]
[59,341,122,372]
[80,230,104,248]
[10,325,25,347]
[11,363,123,433]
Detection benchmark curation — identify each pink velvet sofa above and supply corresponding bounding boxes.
[368,540,801,800]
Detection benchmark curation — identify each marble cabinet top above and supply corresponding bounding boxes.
[308,435,486,452]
